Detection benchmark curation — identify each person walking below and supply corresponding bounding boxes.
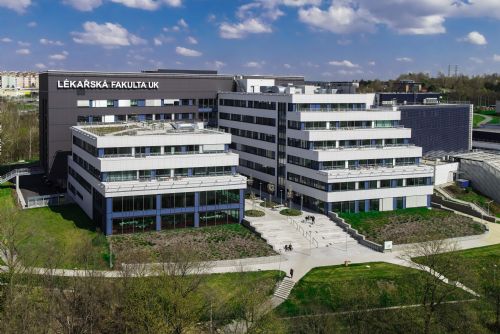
[289,268,294,278]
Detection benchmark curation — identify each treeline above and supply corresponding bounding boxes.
[0,205,498,334]
[0,99,39,165]
[359,73,500,107]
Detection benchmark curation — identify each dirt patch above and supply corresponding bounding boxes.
[110,224,276,264]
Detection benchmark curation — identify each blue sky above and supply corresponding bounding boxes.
[0,0,499,80]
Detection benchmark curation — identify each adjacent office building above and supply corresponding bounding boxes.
[218,79,434,214]
[68,121,246,235]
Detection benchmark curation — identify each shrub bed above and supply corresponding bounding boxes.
[245,209,265,217]
[260,201,279,208]
[280,208,302,216]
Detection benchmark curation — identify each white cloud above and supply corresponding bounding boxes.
[49,51,69,60]
[0,0,31,13]
[368,61,376,66]
[338,69,363,75]
[337,39,351,45]
[206,60,226,70]
[298,2,377,34]
[153,34,173,46]
[40,38,64,46]
[187,36,197,44]
[72,22,146,48]
[27,21,37,27]
[328,60,359,68]
[244,61,265,68]
[283,63,292,69]
[396,57,413,62]
[63,0,102,11]
[1,37,12,43]
[18,41,30,47]
[178,18,188,28]
[219,18,272,39]
[34,63,46,69]
[110,0,182,10]
[469,57,483,64]
[459,31,487,45]
[494,54,500,62]
[16,49,30,55]
[175,46,202,57]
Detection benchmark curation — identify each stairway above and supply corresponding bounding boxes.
[273,278,296,300]
[0,168,30,184]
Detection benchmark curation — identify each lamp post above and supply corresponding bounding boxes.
[259,182,262,202]
[287,186,293,208]
[280,189,283,206]
[300,194,303,212]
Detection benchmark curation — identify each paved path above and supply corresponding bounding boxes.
[474,113,493,127]
[2,206,499,292]
[245,199,358,252]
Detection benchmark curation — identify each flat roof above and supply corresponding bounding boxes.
[74,122,225,137]
[453,151,500,170]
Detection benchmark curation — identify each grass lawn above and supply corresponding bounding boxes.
[473,114,486,127]
[0,183,109,269]
[276,262,470,317]
[445,185,500,218]
[110,223,276,265]
[340,208,485,245]
[413,244,500,291]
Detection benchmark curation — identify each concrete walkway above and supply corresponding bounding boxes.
[474,113,493,127]
[245,199,358,252]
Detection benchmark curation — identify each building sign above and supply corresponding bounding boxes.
[57,80,159,90]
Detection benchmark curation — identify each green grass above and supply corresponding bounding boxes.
[279,208,302,216]
[276,262,470,317]
[445,185,500,218]
[260,201,279,208]
[0,183,108,269]
[473,114,486,127]
[245,209,265,217]
[339,208,485,244]
[489,115,500,124]
[413,244,500,291]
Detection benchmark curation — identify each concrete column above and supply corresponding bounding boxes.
[15,174,19,192]
[335,140,339,148]
[156,195,161,231]
[354,200,359,213]
[160,146,165,155]
[194,192,200,227]
[344,161,349,169]
[326,122,330,130]
[105,198,113,235]
[239,189,245,223]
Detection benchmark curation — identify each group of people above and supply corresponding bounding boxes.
[305,215,316,223]
[284,244,293,251]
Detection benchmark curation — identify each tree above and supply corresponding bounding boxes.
[404,240,473,334]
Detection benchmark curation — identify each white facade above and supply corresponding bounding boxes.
[67,122,246,235]
[219,83,433,214]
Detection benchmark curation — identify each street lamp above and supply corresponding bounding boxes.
[300,194,303,212]
[247,177,254,210]
[259,182,262,202]
[280,189,283,206]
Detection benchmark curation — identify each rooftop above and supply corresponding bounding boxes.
[453,151,500,170]
[74,122,225,137]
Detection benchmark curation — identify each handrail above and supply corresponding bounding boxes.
[0,168,30,184]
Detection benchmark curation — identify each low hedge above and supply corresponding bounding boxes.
[280,209,302,216]
[245,210,265,217]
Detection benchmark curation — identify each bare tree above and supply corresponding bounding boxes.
[404,240,473,334]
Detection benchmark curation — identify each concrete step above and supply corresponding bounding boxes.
[273,278,296,300]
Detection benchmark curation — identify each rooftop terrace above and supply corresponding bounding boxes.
[75,122,224,137]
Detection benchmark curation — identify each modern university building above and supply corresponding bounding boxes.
[219,78,434,214]
[39,70,442,234]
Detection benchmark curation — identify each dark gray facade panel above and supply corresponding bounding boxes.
[399,104,471,156]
